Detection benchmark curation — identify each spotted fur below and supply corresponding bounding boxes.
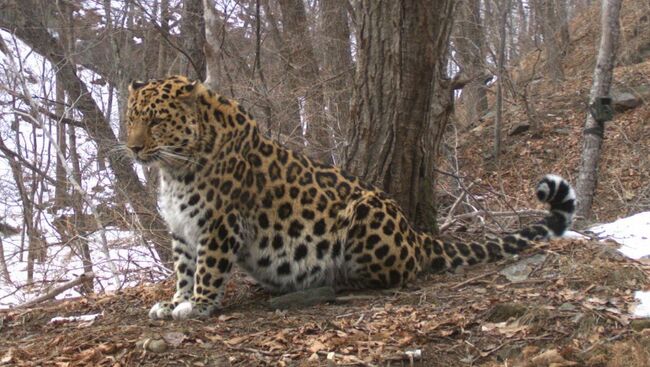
[125,76,576,320]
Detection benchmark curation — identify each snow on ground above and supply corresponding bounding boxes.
[586,211,650,318]
[588,211,650,260]
[0,229,170,309]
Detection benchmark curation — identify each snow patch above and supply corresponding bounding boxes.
[49,313,102,324]
[588,211,650,260]
[632,291,650,318]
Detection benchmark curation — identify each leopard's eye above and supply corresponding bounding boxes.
[149,118,162,127]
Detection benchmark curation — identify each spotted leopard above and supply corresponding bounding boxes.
[124,75,576,320]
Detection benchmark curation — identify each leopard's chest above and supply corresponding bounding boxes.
[159,177,205,244]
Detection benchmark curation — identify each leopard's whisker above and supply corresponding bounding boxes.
[159,150,199,165]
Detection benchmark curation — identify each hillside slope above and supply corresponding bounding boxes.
[456,1,650,224]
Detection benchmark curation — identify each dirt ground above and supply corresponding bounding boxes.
[2,238,649,366]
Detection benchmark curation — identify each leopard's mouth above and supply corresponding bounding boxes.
[131,151,159,165]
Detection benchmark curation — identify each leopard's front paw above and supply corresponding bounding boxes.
[171,300,219,320]
[149,301,174,320]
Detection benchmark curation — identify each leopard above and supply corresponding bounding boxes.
[125,75,576,320]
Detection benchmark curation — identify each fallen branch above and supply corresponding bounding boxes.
[445,209,547,226]
[450,270,498,290]
[16,272,94,309]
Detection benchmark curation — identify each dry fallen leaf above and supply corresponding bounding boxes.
[308,340,327,353]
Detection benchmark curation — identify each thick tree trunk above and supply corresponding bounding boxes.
[575,0,622,219]
[320,0,353,161]
[277,0,333,164]
[344,0,455,229]
[180,0,206,80]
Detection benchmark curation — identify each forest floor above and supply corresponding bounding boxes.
[2,238,650,366]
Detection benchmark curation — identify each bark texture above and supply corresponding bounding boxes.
[575,0,622,219]
[344,0,455,229]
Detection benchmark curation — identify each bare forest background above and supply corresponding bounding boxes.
[0,0,648,307]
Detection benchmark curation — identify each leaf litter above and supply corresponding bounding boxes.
[1,238,649,366]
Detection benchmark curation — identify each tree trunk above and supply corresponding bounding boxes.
[0,237,11,283]
[180,0,206,80]
[257,0,305,148]
[344,0,455,229]
[454,0,488,130]
[536,0,568,83]
[494,0,510,161]
[54,73,68,209]
[575,0,622,219]
[320,0,353,162]
[68,126,94,294]
[277,0,333,164]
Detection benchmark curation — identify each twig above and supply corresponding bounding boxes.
[224,345,277,357]
[450,270,498,290]
[449,209,547,222]
[580,330,630,355]
[16,272,94,309]
[440,182,475,232]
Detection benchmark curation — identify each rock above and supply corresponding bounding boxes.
[509,122,531,136]
[269,286,336,310]
[137,338,168,353]
[612,91,642,112]
[499,254,547,282]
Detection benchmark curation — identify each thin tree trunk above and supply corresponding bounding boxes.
[0,237,11,283]
[54,73,67,209]
[494,0,510,161]
[575,0,622,219]
[61,3,94,293]
[454,0,488,130]
[68,126,95,294]
[344,0,455,228]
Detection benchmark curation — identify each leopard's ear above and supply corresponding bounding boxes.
[128,80,147,93]
[182,80,198,94]
[176,80,200,101]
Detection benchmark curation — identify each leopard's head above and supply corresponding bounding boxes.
[125,75,202,168]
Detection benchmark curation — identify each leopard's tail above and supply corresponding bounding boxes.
[422,175,576,272]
